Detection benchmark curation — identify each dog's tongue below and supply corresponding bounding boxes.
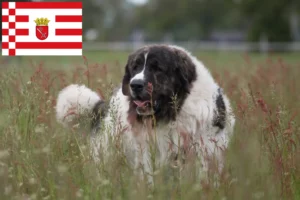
[133,100,151,108]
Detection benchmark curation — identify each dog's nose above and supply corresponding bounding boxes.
[130,79,144,93]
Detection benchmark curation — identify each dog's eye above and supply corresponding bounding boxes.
[154,65,164,72]
[135,59,143,67]
[132,65,139,72]
[150,61,163,72]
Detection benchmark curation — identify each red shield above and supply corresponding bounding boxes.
[36,25,48,40]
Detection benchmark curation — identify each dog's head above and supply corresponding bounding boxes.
[122,45,197,122]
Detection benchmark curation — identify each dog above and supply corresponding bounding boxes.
[56,44,235,182]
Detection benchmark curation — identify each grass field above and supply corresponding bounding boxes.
[0,50,299,200]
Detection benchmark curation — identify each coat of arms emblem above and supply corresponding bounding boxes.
[34,18,50,40]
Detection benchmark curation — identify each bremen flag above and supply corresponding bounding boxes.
[1,2,82,56]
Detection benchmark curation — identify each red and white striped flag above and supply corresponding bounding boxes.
[2,2,82,56]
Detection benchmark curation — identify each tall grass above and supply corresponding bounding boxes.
[0,54,299,200]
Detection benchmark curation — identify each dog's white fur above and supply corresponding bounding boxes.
[56,45,235,181]
[56,85,101,128]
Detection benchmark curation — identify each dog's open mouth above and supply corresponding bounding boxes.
[133,100,155,116]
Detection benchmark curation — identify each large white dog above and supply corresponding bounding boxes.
[56,45,235,181]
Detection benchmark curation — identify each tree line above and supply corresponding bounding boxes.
[84,0,300,42]
[1,0,299,42]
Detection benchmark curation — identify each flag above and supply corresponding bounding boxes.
[1,2,82,56]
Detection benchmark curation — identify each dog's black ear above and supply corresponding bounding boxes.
[122,64,130,96]
[174,49,196,92]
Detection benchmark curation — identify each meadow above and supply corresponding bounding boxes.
[0,50,299,200]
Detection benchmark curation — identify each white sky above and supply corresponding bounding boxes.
[127,0,147,5]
